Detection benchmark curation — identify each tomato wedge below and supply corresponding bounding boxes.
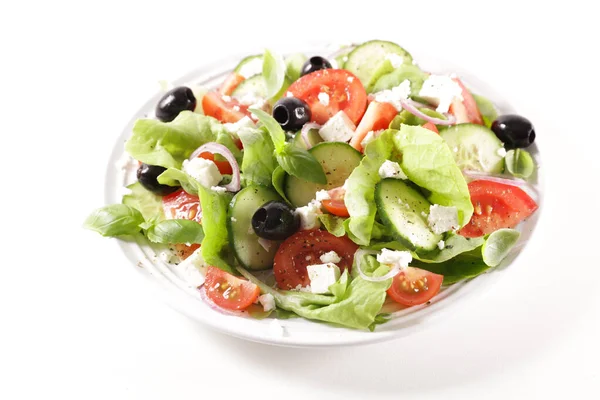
[459,180,538,238]
[273,230,358,290]
[287,69,367,125]
[350,101,398,151]
[198,152,232,175]
[321,187,349,217]
[422,121,439,134]
[204,267,260,311]
[387,267,444,306]
[202,92,250,123]
[449,78,483,125]
[162,189,202,259]
[218,73,245,96]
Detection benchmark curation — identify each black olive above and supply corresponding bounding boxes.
[491,115,536,149]
[137,164,180,195]
[301,56,333,76]
[155,86,196,122]
[272,97,311,131]
[251,201,300,240]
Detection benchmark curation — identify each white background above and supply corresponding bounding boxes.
[2,1,599,398]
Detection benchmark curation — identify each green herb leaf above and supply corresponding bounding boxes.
[472,93,499,129]
[505,149,535,179]
[145,219,204,245]
[122,182,165,224]
[284,53,307,82]
[83,204,144,237]
[262,49,286,100]
[276,144,327,184]
[318,214,347,237]
[271,166,290,203]
[238,126,277,186]
[482,228,520,267]
[249,108,286,152]
[414,249,491,285]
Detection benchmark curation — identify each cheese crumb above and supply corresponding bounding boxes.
[320,251,341,264]
[318,92,330,106]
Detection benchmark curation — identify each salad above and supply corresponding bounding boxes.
[85,40,539,331]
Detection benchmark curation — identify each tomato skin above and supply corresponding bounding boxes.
[204,267,260,310]
[459,180,538,238]
[449,78,483,125]
[202,92,250,123]
[162,189,201,222]
[218,73,245,96]
[273,230,359,290]
[321,187,349,217]
[387,267,444,306]
[198,152,232,175]
[422,122,439,134]
[350,101,398,151]
[287,69,367,125]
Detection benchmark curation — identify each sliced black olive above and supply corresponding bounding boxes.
[272,97,311,131]
[251,201,300,240]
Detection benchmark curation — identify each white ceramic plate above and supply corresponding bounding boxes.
[104,45,543,347]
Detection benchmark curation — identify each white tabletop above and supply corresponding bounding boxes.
[2,0,599,398]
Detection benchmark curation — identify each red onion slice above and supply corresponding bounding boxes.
[354,249,402,283]
[405,98,435,110]
[400,99,456,126]
[301,123,321,149]
[189,142,240,192]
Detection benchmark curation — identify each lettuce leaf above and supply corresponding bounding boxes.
[145,219,204,245]
[122,182,165,223]
[393,124,474,226]
[125,111,241,169]
[472,93,498,129]
[238,127,277,186]
[414,249,490,285]
[197,185,234,274]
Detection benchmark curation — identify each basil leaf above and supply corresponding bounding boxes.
[249,108,285,152]
[482,228,520,267]
[262,49,286,100]
[285,53,307,82]
[122,182,165,224]
[276,144,327,184]
[271,166,290,203]
[84,204,144,237]
[505,149,534,179]
[145,219,204,244]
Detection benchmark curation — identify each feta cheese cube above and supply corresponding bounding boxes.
[385,53,404,68]
[318,111,356,142]
[295,200,322,230]
[373,79,411,111]
[258,293,276,312]
[378,160,408,180]
[176,247,208,287]
[315,189,331,201]
[183,158,222,189]
[317,92,330,106]
[376,249,412,269]
[223,116,255,135]
[418,75,463,114]
[319,251,341,264]
[437,240,446,250]
[307,263,341,294]
[427,204,459,234]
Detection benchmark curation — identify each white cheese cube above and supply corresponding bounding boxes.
[376,249,412,269]
[318,111,356,142]
[183,158,222,189]
[418,75,463,114]
[295,200,322,230]
[258,293,276,312]
[373,79,411,111]
[176,247,208,287]
[223,116,255,136]
[437,240,446,250]
[427,204,459,234]
[378,160,408,180]
[319,251,341,264]
[317,92,330,106]
[307,263,341,294]
[315,189,331,202]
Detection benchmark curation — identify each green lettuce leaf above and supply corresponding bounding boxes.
[414,248,490,285]
[318,214,347,237]
[284,53,307,82]
[122,182,165,223]
[393,124,474,226]
[157,168,201,195]
[262,49,286,100]
[238,127,277,186]
[472,93,498,128]
[125,111,241,169]
[145,219,204,245]
[389,108,447,129]
[371,64,428,95]
[84,204,143,237]
[271,166,290,203]
[197,185,234,274]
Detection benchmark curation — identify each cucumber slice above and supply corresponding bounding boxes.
[228,185,283,270]
[231,75,268,98]
[345,40,413,92]
[375,179,442,252]
[440,124,505,173]
[284,142,362,207]
[292,128,323,150]
[233,54,263,78]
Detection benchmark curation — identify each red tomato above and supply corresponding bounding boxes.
[422,122,439,134]
[449,78,483,125]
[287,69,367,125]
[387,267,444,306]
[174,243,200,260]
[202,92,250,123]
[198,152,232,175]
[218,73,245,96]
[162,189,202,222]
[273,230,359,290]
[459,180,538,238]
[321,187,349,217]
[204,267,260,310]
[350,101,398,151]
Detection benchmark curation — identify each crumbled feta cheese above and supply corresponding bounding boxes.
[183,158,222,188]
[176,247,208,287]
[293,284,312,292]
[295,200,322,230]
[437,240,446,250]
[315,189,331,201]
[377,249,412,269]
[497,147,507,157]
[236,57,263,79]
[318,92,330,106]
[373,79,411,111]
[385,53,404,68]
[418,75,463,114]
[320,251,341,264]
[342,56,349,62]
[347,76,355,83]
[160,251,178,264]
[318,111,356,142]
[221,95,232,102]
[258,293,276,312]
[378,160,408,180]
[234,92,265,108]
[305,255,312,261]
[232,105,240,111]
[211,186,227,194]
[427,204,459,234]
[257,237,273,252]
[307,263,341,294]
[421,211,428,218]
[231,217,237,223]
[286,91,293,97]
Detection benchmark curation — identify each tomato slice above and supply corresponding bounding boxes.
[202,91,250,123]
[387,267,444,306]
[422,121,439,134]
[350,101,398,151]
[162,189,201,222]
[459,180,538,238]
[449,78,483,125]
[198,152,232,175]
[204,267,260,311]
[287,69,367,125]
[273,230,359,290]
[321,187,349,217]
[218,73,245,96]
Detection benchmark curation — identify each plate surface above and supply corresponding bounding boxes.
[105,45,544,347]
